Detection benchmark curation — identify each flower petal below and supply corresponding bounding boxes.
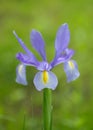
[13,31,39,66]
[13,31,33,56]
[16,64,27,85]
[64,60,80,82]
[36,61,52,71]
[30,30,46,61]
[50,48,74,68]
[55,23,70,58]
[16,53,39,67]
[33,71,58,91]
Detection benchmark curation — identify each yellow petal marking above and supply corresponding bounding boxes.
[42,70,48,84]
[68,61,74,69]
[18,64,23,75]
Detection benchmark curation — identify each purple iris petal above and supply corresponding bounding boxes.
[64,60,80,82]
[37,61,52,71]
[16,64,27,85]
[50,48,74,68]
[55,23,70,58]
[13,31,39,66]
[13,31,34,56]
[30,30,46,61]
[33,71,58,91]
[16,53,39,67]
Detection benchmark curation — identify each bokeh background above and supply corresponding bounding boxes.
[0,0,93,129]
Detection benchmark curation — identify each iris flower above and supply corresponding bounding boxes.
[13,23,80,91]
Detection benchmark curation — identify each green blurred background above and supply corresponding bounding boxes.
[0,0,93,129]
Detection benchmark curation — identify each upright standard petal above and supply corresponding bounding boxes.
[13,31,32,56]
[64,60,80,82]
[16,64,27,85]
[55,23,70,57]
[33,71,58,91]
[30,30,46,61]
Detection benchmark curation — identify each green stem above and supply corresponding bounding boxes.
[43,88,52,130]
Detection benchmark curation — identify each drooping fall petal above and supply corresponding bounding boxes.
[33,71,58,91]
[64,60,80,82]
[16,64,27,85]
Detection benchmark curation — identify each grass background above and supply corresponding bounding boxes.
[0,0,93,129]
